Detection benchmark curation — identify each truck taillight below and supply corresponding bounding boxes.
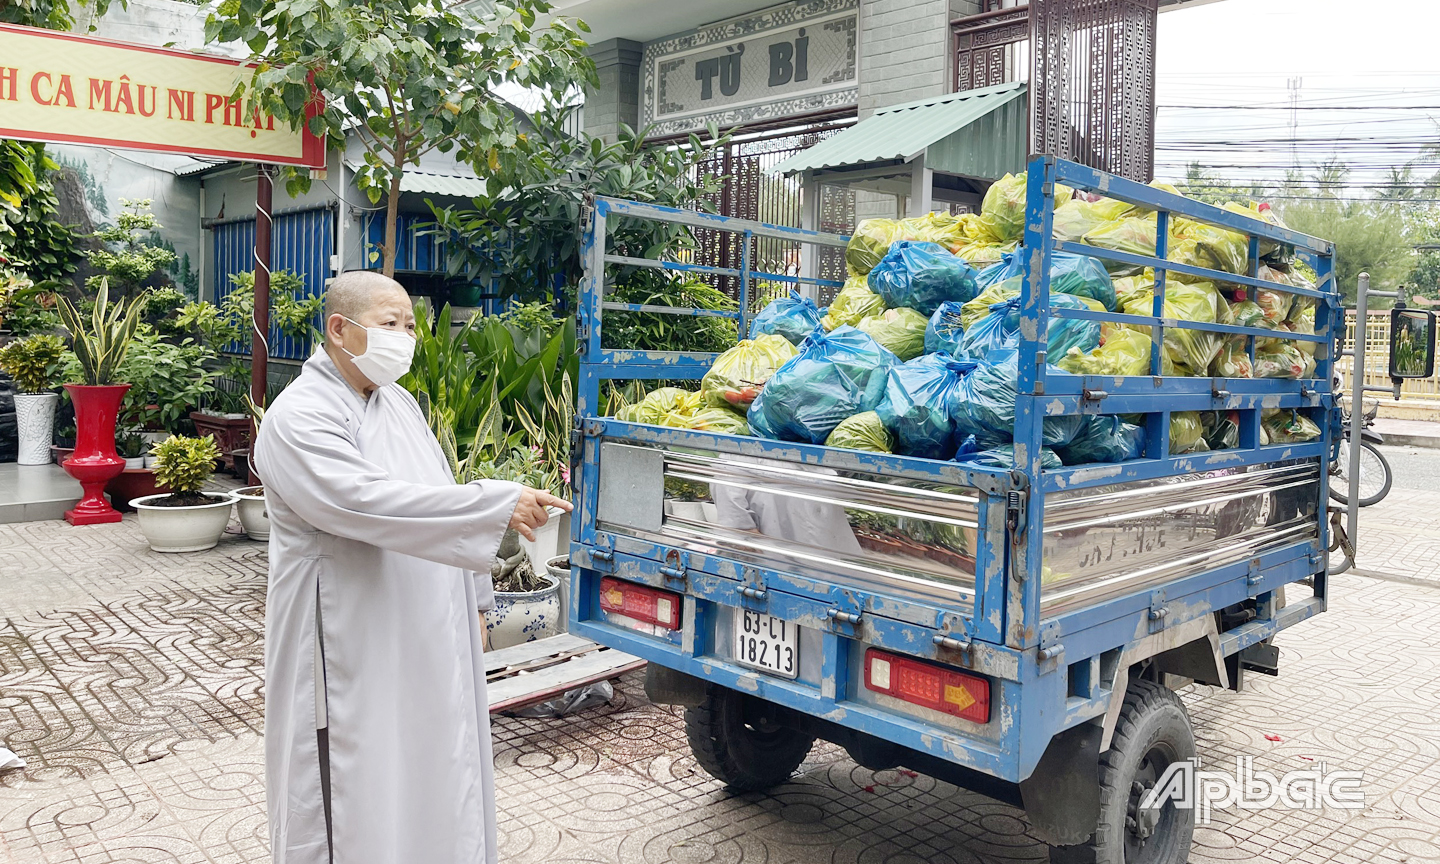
[599,577,682,630]
[864,648,990,724]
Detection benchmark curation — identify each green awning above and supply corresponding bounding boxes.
[769,81,1027,182]
[346,163,488,198]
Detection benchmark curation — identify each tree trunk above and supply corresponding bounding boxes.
[383,170,403,277]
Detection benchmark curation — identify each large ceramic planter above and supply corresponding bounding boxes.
[517,506,571,572]
[486,573,561,650]
[230,486,269,541]
[129,493,233,552]
[545,555,572,633]
[13,392,57,465]
[63,383,130,525]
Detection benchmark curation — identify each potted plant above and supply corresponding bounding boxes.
[0,333,65,465]
[116,429,146,470]
[487,528,562,650]
[130,435,233,552]
[229,397,268,541]
[56,281,144,525]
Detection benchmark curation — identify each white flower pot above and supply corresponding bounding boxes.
[13,392,57,466]
[517,506,571,574]
[486,572,561,650]
[545,555,572,632]
[122,456,145,470]
[142,455,156,468]
[129,493,234,553]
[230,485,269,541]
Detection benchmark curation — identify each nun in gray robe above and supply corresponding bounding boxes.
[255,350,521,864]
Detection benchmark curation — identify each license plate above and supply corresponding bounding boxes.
[732,611,799,679]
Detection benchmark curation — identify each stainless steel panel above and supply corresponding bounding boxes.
[596,443,981,607]
[1041,461,1321,614]
[597,443,664,533]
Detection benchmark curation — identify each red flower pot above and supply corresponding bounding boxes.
[62,383,130,525]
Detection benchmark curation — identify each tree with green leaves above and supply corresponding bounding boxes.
[86,199,176,297]
[206,0,595,277]
[427,112,729,304]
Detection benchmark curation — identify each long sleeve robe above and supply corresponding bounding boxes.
[254,351,521,864]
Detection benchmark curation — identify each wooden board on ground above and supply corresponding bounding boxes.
[485,633,645,714]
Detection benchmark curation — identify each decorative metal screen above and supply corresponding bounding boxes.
[691,118,856,309]
[952,0,1157,182]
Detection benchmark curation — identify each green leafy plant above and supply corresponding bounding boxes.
[86,199,176,296]
[0,272,62,336]
[0,333,65,393]
[604,276,737,353]
[150,434,222,500]
[207,0,594,276]
[110,327,217,431]
[116,429,146,459]
[57,279,145,386]
[428,117,729,304]
[175,269,319,386]
[0,144,82,284]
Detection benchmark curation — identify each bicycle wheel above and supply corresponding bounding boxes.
[1330,439,1392,507]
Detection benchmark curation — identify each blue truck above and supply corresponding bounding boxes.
[565,156,1345,863]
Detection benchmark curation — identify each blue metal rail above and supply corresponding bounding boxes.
[570,160,1338,784]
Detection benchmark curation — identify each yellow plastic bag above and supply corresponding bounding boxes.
[821,275,887,331]
[979,172,1030,243]
[955,241,1018,269]
[846,218,902,275]
[1121,281,1223,376]
[701,334,799,411]
[1174,218,1248,275]
[620,387,701,424]
[1210,339,1254,378]
[678,407,752,436]
[1262,409,1321,444]
[1057,327,1153,377]
[857,307,929,361]
[961,281,1021,329]
[1222,201,1286,258]
[1254,343,1314,380]
[1053,199,1121,244]
[1170,411,1208,454]
[824,411,894,454]
[1083,213,1166,260]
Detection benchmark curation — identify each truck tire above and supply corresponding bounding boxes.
[685,684,815,792]
[1048,680,1196,864]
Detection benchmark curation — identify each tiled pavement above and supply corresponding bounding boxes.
[2,499,1440,863]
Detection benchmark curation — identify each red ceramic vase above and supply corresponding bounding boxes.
[62,383,131,525]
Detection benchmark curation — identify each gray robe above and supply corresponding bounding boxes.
[255,351,520,864]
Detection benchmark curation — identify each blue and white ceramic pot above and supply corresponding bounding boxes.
[486,572,561,650]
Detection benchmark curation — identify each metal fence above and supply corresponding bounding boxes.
[1338,310,1440,400]
[691,119,857,310]
[211,206,334,361]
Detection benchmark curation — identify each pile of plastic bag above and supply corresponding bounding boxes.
[611,176,1325,473]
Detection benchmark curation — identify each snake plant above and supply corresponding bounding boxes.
[56,279,145,386]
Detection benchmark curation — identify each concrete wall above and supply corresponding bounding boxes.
[583,39,643,141]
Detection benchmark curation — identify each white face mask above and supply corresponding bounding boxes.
[341,316,415,387]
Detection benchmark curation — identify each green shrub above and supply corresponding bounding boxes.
[0,333,65,393]
[151,435,221,496]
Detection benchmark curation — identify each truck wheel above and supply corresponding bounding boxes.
[1048,680,1195,864]
[685,684,815,792]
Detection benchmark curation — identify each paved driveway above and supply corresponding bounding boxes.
[1,503,1438,863]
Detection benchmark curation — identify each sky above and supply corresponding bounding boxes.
[1154,0,1440,199]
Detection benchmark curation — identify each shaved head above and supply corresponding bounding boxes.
[326,271,407,322]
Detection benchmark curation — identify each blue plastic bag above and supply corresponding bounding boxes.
[749,294,823,345]
[1055,416,1146,465]
[873,354,977,460]
[975,251,1023,291]
[973,251,1116,310]
[951,294,1102,361]
[1049,253,1117,311]
[748,326,899,443]
[956,445,1064,470]
[924,301,967,356]
[949,348,1084,447]
[867,241,980,315]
